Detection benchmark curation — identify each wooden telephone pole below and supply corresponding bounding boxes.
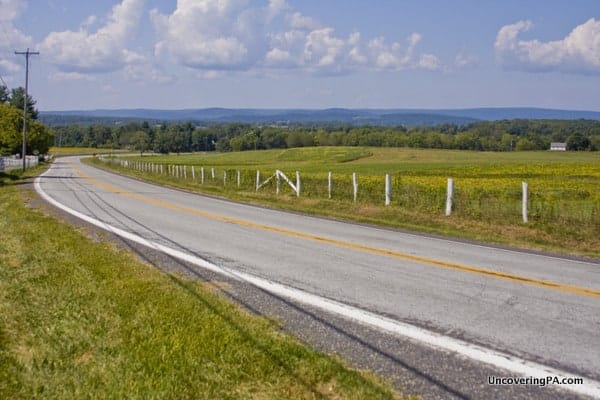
[14,48,39,171]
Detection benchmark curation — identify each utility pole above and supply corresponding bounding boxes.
[15,48,39,171]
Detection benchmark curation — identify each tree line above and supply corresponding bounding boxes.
[0,85,53,156]
[53,118,600,154]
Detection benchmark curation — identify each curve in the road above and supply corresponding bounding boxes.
[69,161,600,300]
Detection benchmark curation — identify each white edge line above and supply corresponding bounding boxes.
[34,169,600,399]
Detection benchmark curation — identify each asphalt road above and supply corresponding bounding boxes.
[35,156,600,399]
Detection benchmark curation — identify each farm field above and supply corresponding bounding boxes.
[90,147,600,259]
[49,147,129,157]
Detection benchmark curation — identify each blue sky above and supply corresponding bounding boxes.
[1,0,599,111]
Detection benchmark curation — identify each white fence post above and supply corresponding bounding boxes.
[223,171,227,186]
[256,170,260,191]
[201,167,205,184]
[211,168,215,180]
[328,172,332,199]
[192,166,195,180]
[183,166,187,179]
[237,170,241,187]
[446,178,454,216]
[296,171,301,197]
[385,174,391,206]
[276,171,281,194]
[522,181,528,223]
[352,173,358,202]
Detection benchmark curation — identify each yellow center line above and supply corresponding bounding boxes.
[71,163,600,299]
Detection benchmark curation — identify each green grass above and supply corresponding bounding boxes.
[50,147,128,157]
[0,168,405,399]
[90,147,600,259]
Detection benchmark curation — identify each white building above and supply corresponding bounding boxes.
[550,142,567,151]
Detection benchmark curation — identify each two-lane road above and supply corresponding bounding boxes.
[36,157,600,398]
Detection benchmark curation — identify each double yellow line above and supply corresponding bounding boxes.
[71,163,600,299]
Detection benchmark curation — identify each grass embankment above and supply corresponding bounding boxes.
[90,147,600,259]
[0,168,403,399]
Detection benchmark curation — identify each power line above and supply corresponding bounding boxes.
[14,48,39,171]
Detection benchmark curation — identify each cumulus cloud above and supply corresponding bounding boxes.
[124,63,176,85]
[39,0,146,73]
[269,16,443,73]
[0,0,33,76]
[151,0,264,70]
[152,0,443,75]
[454,51,478,69]
[495,18,600,74]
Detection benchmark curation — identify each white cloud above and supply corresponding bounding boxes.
[81,15,98,29]
[304,28,345,67]
[287,12,320,30]
[362,33,435,71]
[151,0,262,70]
[0,59,20,74]
[495,18,600,74]
[124,63,176,85]
[418,54,442,71]
[0,0,25,24]
[39,0,146,73]
[454,51,478,69]
[265,48,292,64]
[0,0,33,76]
[266,0,288,21]
[49,71,96,82]
[152,0,443,75]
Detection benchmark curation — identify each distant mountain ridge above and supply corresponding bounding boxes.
[40,107,600,126]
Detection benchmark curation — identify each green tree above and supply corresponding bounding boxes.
[566,133,591,151]
[0,103,53,155]
[590,135,600,151]
[0,85,9,103]
[131,131,150,156]
[9,87,39,120]
[515,138,537,151]
[153,129,171,154]
[27,121,54,155]
[0,103,22,154]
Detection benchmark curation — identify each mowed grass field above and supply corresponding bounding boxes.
[91,147,600,259]
[0,168,403,399]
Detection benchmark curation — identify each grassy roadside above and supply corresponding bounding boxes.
[86,148,600,260]
[0,168,405,399]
